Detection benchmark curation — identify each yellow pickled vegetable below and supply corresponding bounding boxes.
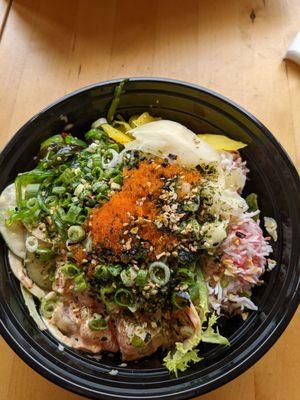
[129,112,159,128]
[197,134,247,151]
[101,124,132,144]
[113,120,132,133]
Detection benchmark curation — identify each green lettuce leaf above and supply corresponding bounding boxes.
[163,324,202,377]
[201,313,229,345]
[164,264,229,376]
[196,266,209,322]
[164,346,202,377]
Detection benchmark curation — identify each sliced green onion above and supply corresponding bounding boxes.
[40,298,57,318]
[94,264,110,280]
[107,264,122,277]
[45,195,58,207]
[91,154,102,167]
[78,215,86,224]
[120,269,135,287]
[92,182,109,193]
[61,193,72,207]
[112,174,122,185]
[25,236,38,252]
[33,208,41,220]
[53,207,66,231]
[94,264,122,279]
[67,225,85,243]
[109,143,120,152]
[92,167,104,180]
[99,286,115,305]
[26,197,39,209]
[61,262,80,277]
[58,164,68,172]
[74,183,85,197]
[52,186,66,195]
[107,79,128,124]
[131,335,144,348]
[25,184,40,199]
[149,262,170,286]
[64,204,82,224]
[15,170,54,205]
[95,193,109,201]
[73,273,89,292]
[88,316,108,331]
[85,128,104,142]
[114,288,133,307]
[37,194,48,213]
[87,158,93,169]
[135,270,148,287]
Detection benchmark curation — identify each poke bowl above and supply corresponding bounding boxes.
[0,78,299,400]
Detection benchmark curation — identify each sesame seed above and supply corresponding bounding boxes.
[156,252,166,259]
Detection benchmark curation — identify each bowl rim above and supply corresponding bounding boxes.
[0,77,299,400]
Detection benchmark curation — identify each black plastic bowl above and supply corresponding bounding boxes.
[0,78,299,400]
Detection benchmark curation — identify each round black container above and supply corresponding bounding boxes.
[0,78,299,399]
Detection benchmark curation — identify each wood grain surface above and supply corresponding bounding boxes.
[0,1,299,399]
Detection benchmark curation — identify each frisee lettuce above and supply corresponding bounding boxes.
[163,310,202,376]
[164,267,229,376]
[164,311,229,375]
[196,266,209,322]
[164,346,202,377]
[201,313,229,345]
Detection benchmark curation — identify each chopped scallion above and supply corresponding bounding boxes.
[67,225,85,243]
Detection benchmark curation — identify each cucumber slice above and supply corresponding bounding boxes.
[20,283,46,331]
[25,252,54,291]
[8,251,45,298]
[0,184,26,258]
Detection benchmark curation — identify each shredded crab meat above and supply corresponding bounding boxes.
[204,216,273,314]
[221,217,272,282]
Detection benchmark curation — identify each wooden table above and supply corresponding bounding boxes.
[0,1,299,399]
